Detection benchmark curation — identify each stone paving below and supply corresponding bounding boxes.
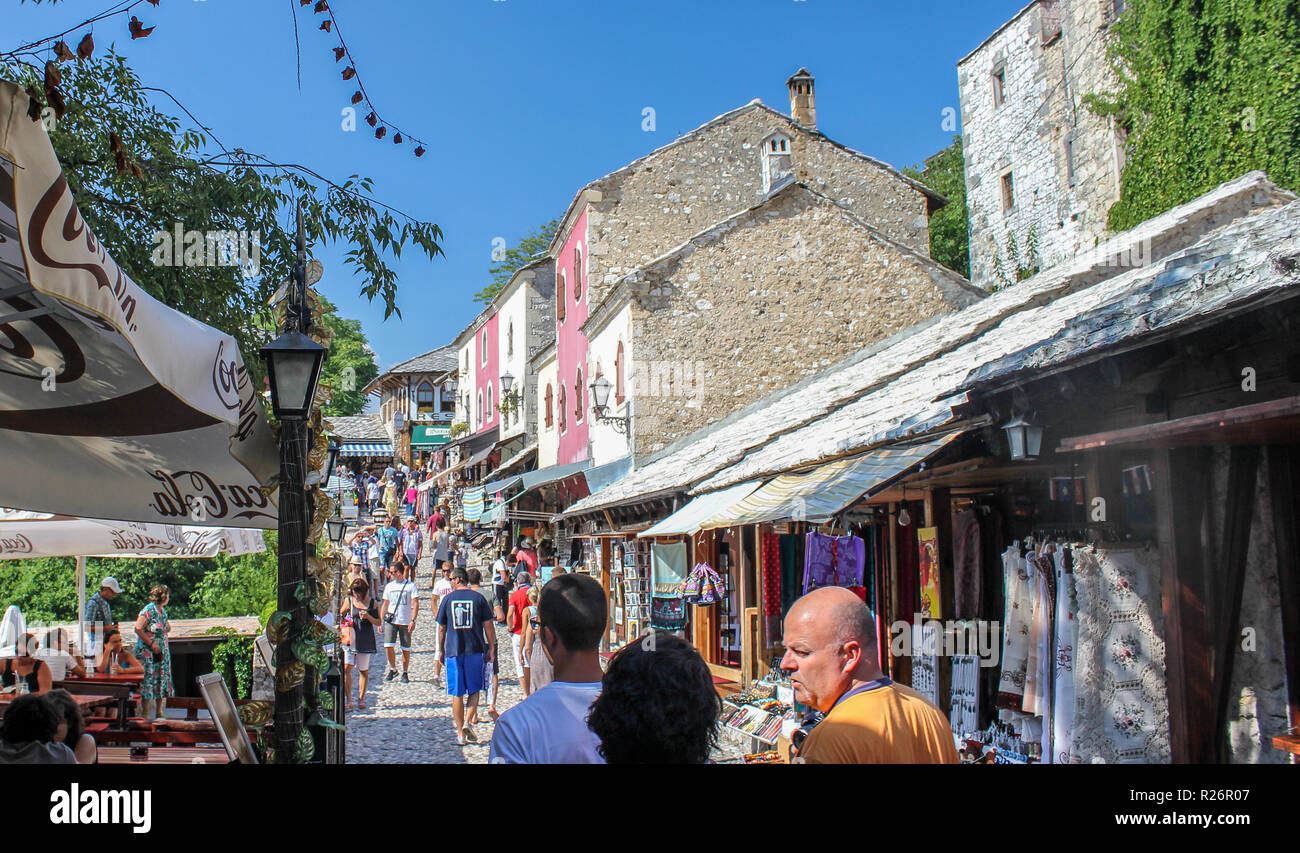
[344,554,524,764]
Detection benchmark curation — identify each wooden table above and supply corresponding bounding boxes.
[68,673,143,685]
[0,692,116,719]
[97,746,232,765]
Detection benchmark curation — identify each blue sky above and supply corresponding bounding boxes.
[7,0,1026,375]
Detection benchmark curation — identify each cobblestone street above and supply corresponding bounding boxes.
[344,555,524,764]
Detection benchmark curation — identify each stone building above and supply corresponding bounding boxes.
[958,0,1129,289]
[581,181,985,460]
[545,69,951,468]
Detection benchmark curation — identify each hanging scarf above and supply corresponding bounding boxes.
[762,533,782,638]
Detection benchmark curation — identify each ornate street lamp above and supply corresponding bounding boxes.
[326,516,348,544]
[1002,412,1045,461]
[589,375,631,435]
[260,331,327,420]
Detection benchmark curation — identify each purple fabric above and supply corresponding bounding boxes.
[802,532,865,593]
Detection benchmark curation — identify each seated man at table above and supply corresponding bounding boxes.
[36,628,87,681]
[0,694,77,764]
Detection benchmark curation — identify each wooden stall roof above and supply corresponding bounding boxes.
[1057,396,1300,452]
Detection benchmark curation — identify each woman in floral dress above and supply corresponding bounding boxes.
[134,584,174,721]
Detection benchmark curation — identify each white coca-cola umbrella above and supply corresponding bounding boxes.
[0,81,278,529]
[0,508,266,652]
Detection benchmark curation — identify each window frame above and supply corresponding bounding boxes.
[615,341,625,405]
[480,330,488,366]
[416,381,435,414]
[557,269,568,324]
[544,383,554,428]
[487,381,495,424]
[1001,171,1016,213]
[573,244,584,303]
[558,384,568,433]
[992,66,1006,109]
[574,367,585,424]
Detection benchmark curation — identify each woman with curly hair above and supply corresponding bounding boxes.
[586,632,721,764]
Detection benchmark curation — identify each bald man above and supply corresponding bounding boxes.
[781,587,958,764]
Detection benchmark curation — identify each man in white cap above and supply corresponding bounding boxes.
[83,577,120,656]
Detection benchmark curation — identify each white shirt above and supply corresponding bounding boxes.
[34,649,79,681]
[431,577,453,600]
[382,580,417,625]
[489,682,605,764]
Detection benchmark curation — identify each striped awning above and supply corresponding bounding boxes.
[340,442,392,457]
[638,481,764,538]
[701,432,962,528]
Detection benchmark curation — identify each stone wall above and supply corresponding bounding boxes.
[622,186,981,456]
[585,105,934,309]
[959,0,1123,290]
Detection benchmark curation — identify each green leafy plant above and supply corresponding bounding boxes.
[205,626,254,700]
[1087,0,1300,230]
[904,135,970,278]
[449,422,469,438]
[991,225,1040,290]
[476,218,560,304]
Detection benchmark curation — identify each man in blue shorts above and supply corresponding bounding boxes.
[436,567,494,746]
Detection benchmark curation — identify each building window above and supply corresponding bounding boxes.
[1041,0,1062,44]
[1001,171,1015,213]
[507,321,514,358]
[557,269,567,324]
[481,330,488,366]
[416,382,434,414]
[476,391,483,427]
[1063,135,1076,187]
[487,382,494,423]
[573,245,583,303]
[558,385,567,433]
[761,134,793,192]
[575,368,585,423]
[463,351,469,373]
[615,341,625,404]
[992,67,1006,108]
[545,383,554,428]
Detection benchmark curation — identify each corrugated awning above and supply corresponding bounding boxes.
[340,442,392,457]
[433,444,496,483]
[637,480,765,538]
[583,456,634,494]
[701,432,963,528]
[480,473,524,495]
[521,459,591,490]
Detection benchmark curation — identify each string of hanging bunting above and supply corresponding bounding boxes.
[303,0,428,157]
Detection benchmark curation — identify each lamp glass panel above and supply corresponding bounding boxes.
[271,349,322,414]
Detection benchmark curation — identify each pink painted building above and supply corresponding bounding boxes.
[555,207,590,465]
[474,312,500,436]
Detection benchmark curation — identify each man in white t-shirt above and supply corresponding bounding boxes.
[35,628,85,681]
[489,573,607,764]
[429,563,455,687]
[378,565,419,683]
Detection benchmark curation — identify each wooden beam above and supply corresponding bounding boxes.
[1059,396,1300,452]
[1154,446,1216,763]
[1210,446,1259,763]
[1266,446,1300,758]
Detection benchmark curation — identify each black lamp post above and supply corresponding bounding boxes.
[589,375,630,434]
[260,205,328,763]
[325,515,348,764]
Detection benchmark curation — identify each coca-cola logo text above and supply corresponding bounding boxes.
[147,469,274,523]
[0,533,33,555]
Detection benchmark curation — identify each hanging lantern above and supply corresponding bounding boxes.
[1002,412,1045,461]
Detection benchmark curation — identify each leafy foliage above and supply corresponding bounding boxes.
[205,626,255,700]
[475,218,560,305]
[1089,0,1300,230]
[190,532,279,618]
[0,51,442,368]
[316,296,379,417]
[991,226,1041,290]
[903,136,970,278]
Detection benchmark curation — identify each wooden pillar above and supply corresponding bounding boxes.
[887,502,908,685]
[1154,446,1215,763]
[1266,446,1300,753]
[1210,446,1259,762]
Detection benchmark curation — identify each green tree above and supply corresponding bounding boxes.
[1089,0,1300,230]
[904,136,970,279]
[317,297,379,417]
[0,49,443,369]
[475,218,560,304]
[190,532,279,618]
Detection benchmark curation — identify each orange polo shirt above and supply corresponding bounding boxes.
[798,682,960,764]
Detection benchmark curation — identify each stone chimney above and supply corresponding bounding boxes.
[786,68,816,129]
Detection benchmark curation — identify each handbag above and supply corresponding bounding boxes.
[340,617,355,648]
